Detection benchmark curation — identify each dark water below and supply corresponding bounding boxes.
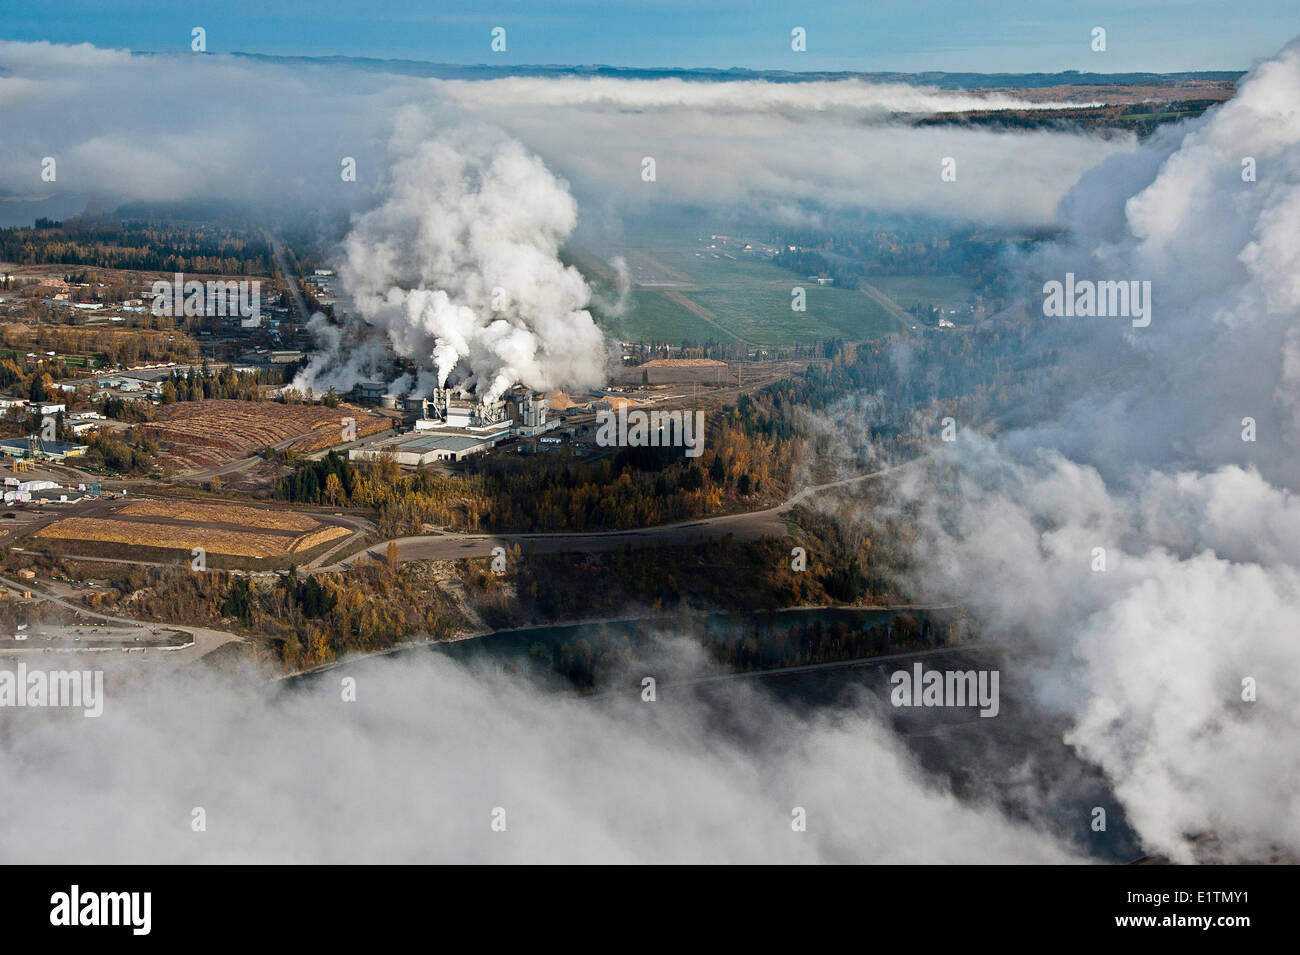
[290,606,926,690]
[443,606,912,664]
[289,607,1140,862]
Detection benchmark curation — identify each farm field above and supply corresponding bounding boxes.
[577,230,904,347]
[138,399,391,472]
[867,274,978,308]
[611,287,711,344]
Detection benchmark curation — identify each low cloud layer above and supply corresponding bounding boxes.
[0,649,1082,863]
[0,41,1132,228]
[878,37,1300,864]
[0,40,1136,396]
[432,74,1100,114]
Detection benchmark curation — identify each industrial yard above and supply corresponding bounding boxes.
[139,398,393,472]
[24,498,352,565]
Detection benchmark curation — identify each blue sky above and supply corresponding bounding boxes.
[2,0,1296,72]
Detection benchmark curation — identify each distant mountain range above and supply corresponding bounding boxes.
[156,52,1244,88]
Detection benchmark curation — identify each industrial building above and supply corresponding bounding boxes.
[414,385,558,436]
[0,437,88,462]
[346,384,559,467]
[414,388,511,432]
[349,431,502,466]
[352,381,389,404]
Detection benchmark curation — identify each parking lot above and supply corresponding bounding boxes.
[0,621,192,654]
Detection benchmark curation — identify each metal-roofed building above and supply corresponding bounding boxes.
[349,429,506,466]
[0,437,89,462]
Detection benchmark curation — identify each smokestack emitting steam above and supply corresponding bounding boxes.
[294,120,606,402]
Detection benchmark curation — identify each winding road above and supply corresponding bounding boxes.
[328,458,916,570]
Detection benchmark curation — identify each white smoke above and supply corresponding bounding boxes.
[879,37,1300,863]
[295,117,608,402]
[288,313,390,397]
[590,255,632,319]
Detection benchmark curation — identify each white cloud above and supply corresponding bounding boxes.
[432,75,1100,114]
[0,42,1131,228]
[878,37,1300,863]
[0,650,1081,863]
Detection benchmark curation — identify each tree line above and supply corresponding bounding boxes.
[274,418,793,537]
[0,218,273,275]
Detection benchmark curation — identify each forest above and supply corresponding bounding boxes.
[0,217,273,275]
[508,611,952,692]
[0,321,200,368]
[276,418,794,537]
[8,549,466,671]
[156,364,287,404]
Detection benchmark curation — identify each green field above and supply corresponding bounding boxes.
[603,287,708,344]
[868,275,977,309]
[0,348,104,368]
[574,231,973,348]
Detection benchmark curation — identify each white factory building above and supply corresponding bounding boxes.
[349,385,559,467]
[413,388,512,433]
[412,385,559,438]
[350,432,502,466]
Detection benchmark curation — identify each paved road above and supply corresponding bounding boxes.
[302,511,376,569]
[329,459,915,569]
[183,435,300,483]
[267,233,312,323]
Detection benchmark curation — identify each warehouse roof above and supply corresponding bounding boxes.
[393,432,501,453]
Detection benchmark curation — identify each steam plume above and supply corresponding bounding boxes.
[294,118,607,402]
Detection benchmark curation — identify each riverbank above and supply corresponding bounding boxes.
[280,602,970,692]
